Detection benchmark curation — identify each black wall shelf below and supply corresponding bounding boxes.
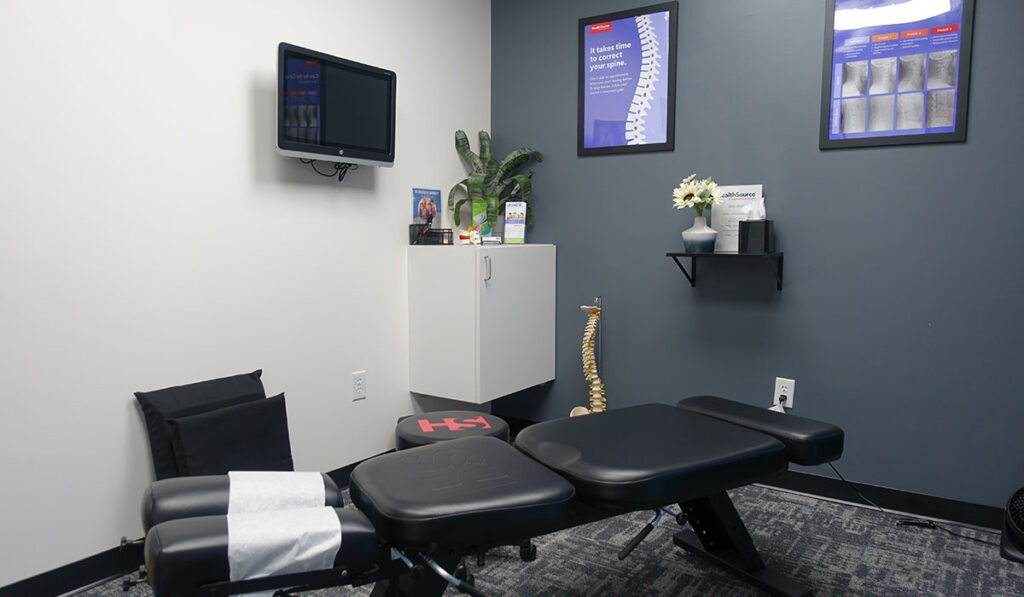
[666,252,784,291]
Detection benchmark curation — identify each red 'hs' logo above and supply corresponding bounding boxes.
[418,416,492,433]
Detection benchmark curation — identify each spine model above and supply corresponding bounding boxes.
[571,303,605,417]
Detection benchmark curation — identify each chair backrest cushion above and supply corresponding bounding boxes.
[167,393,294,476]
[135,370,266,479]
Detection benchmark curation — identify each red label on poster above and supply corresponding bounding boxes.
[932,24,960,34]
[590,22,612,33]
[901,28,928,39]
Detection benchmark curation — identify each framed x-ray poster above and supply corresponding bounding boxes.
[819,0,975,149]
[578,2,677,157]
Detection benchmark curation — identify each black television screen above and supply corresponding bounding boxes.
[276,43,396,167]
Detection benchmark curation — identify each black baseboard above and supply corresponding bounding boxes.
[761,470,1003,530]
[0,542,143,597]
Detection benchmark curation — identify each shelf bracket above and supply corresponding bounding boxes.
[766,253,783,292]
[669,255,697,287]
[666,252,784,291]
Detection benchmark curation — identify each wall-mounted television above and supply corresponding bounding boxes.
[276,42,396,167]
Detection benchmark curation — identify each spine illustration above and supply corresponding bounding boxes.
[624,15,661,145]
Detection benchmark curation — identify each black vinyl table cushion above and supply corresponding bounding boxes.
[144,508,377,597]
[514,404,789,509]
[349,436,576,552]
[140,473,342,533]
[677,395,845,465]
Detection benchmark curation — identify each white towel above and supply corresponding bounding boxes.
[227,507,342,596]
[227,471,325,515]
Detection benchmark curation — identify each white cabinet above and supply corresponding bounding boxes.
[408,244,556,404]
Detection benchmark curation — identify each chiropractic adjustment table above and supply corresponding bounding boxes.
[139,396,844,596]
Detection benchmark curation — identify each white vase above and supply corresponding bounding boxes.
[681,216,717,253]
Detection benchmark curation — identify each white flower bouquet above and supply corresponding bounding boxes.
[671,174,723,217]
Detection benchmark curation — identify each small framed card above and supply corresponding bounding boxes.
[412,188,441,226]
[504,202,527,244]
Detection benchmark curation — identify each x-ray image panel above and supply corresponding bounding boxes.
[898,54,926,92]
[841,98,867,133]
[283,105,320,143]
[896,93,925,129]
[869,57,897,94]
[927,50,958,89]
[868,96,895,131]
[926,89,956,128]
[843,61,868,97]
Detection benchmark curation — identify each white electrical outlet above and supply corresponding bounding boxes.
[773,377,795,409]
[352,370,367,401]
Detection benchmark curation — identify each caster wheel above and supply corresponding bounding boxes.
[519,542,537,562]
[454,560,468,580]
[675,513,688,527]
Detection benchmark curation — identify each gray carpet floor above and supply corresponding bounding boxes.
[85,485,1024,596]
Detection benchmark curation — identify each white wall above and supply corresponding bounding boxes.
[0,0,490,584]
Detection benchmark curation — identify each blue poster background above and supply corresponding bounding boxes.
[827,0,965,140]
[582,10,670,149]
[283,58,321,143]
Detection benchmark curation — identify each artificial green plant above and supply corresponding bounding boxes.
[448,130,542,230]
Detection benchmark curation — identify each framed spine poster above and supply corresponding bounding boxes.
[819,0,975,149]
[578,2,678,157]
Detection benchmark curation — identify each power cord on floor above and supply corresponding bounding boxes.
[825,462,1001,547]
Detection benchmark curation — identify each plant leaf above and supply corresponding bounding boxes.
[448,178,468,211]
[453,198,470,226]
[455,130,482,172]
[499,174,532,201]
[483,157,499,185]
[466,172,486,205]
[488,148,541,194]
[485,192,501,228]
[478,131,492,163]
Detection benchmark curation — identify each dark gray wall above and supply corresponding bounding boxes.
[490,0,1024,507]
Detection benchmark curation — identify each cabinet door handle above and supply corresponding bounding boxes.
[483,255,492,281]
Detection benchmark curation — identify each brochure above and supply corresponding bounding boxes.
[711,185,764,252]
[504,202,527,244]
